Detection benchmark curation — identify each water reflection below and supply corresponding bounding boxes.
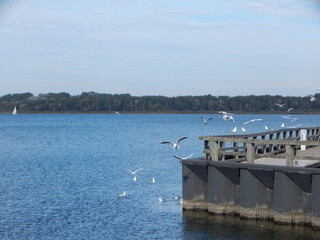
[182,210,320,240]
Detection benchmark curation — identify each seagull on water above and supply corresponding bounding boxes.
[264,125,273,131]
[125,168,144,175]
[118,191,127,198]
[132,176,137,182]
[201,116,213,124]
[173,196,182,201]
[159,197,165,202]
[160,136,189,150]
[243,119,263,125]
[173,153,194,160]
[152,177,156,184]
[280,123,285,128]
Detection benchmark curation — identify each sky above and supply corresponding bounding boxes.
[0,0,320,97]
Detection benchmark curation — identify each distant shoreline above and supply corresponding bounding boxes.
[2,111,320,114]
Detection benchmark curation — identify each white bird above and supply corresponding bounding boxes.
[264,125,273,131]
[311,96,316,102]
[230,127,237,133]
[219,111,235,122]
[118,191,127,198]
[281,115,298,122]
[160,136,189,150]
[276,103,285,108]
[224,115,235,122]
[218,111,229,115]
[280,123,285,128]
[173,196,181,201]
[281,115,292,119]
[243,119,263,125]
[289,118,298,122]
[201,116,213,124]
[114,111,120,115]
[287,108,294,112]
[173,153,194,160]
[152,177,156,184]
[241,127,246,133]
[288,125,302,128]
[132,176,137,182]
[158,197,165,202]
[125,168,144,175]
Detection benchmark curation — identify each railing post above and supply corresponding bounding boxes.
[246,143,255,163]
[286,145,295,167]
[220,141,225,161]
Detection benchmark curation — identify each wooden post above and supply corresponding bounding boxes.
[220,141,225,161]
[204,140,210,160]
[211,141,219,161]
[286,145,295,167]
[247,143,254,163]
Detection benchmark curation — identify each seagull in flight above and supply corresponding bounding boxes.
[281,115,298,122]
[173,153,194,160]
[288,125,302,129]
[229,127,237,133]
[281,115,292,119]
[201,116,213,124]
[275,103,285,108]
[287,108,294,112]
[243,119,263,125]
[125,168,144,175]
[241,127,246,133]
[218,111,235,122]
[160,136,189,150]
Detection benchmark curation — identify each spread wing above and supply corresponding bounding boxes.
[124,168,134,174]
[177,136,189,144]
[132,168,144,174]
[160,141,174,145]
[243,120,252,125]
[173,155,183,160]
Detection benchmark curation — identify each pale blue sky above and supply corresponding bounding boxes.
[0,0,319,97]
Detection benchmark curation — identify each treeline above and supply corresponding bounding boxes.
[0,92,319,113]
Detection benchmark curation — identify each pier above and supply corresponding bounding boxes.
[182,126,320,228]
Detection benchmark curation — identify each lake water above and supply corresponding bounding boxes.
[1,113,320,239]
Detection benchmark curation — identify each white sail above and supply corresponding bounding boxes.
[12,106,17,115]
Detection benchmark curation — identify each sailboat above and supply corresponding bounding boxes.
[12,106,17,115]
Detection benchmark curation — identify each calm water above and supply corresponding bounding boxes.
[1,114,320,240]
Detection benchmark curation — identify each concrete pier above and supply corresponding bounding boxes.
[182,126,320,229]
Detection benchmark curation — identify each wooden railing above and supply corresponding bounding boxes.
[200,127,320,166]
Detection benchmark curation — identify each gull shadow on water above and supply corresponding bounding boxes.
[182,211,320,240]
